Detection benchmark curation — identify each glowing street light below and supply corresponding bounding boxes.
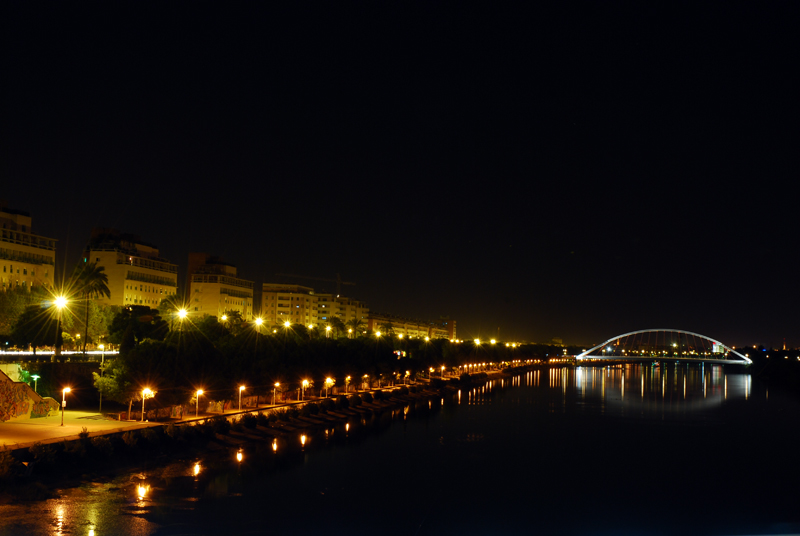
[284,321,291,328]
[54,296,68,357]
[490,339,496,345]
[31,374,40,393]
[302,379,309,400]
[239,385,246,412]
[441,365,446,378]
[326,325,332,338]
[141,388,154,422]
[273,382,280,405]
[61,387,71,426]
[178,309,188,320]
[221,315,228,322]
[195,389,203,418]
[375,331,382,338]
[345,375,351,393]
[325,377,334,397]
[474,338,481,345]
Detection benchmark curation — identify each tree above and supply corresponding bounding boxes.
[10,304,62,354]
[69,262,110,354]
[329,316,346,338]
[0,285,42,335]
[108,306,168,347]
[346,318,365,338]
[377,321,395,337]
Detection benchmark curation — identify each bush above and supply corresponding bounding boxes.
[29,442,57,469]
[78,426,90,439]
[397,386,409,396]
[141,427,161,446]
[373,390,385,401]
[209,415,231,435]
[276,410,289,422]
[300,404,312,417]
[90,436,114,459]
[349,395,362,407]
[361,392,373,403]
[308,403,320,415]
[269,412,279,423]
[319,399,334,411]
[242,413,258,429]
[122,431,139,448]
[288,407,300,419]
[336,396,349,409]
[0,448,22,480]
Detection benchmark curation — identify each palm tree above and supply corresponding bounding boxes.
[329,316,346,338]
[71,262,110,355]
[377,321,395,337]
[346,318,365,339]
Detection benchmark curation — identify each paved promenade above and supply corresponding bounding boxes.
[0,411,163,451]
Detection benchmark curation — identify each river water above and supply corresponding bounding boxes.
[3,364,799,536]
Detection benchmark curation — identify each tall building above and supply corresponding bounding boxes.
[367,313,457,340]
[187,253,254,320]
[261,283,318,327]
[316,293,369,326]
[0,203,56,291]
[84,228,177,307]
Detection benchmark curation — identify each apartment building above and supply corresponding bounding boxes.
[261,284,318,327]
[84,228,177,307]
[0,203,56,290]
[187,253,253,320]
[316,294,369,326]
[367,313,457,340]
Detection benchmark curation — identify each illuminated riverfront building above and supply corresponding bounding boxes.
[367,313,456,340]
[187,253,253,319]
[261,284,319,326]
[0,203,56,291]
[84,228,177,307]
[316,293,369,325]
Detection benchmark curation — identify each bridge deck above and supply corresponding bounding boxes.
[576,356,748,365]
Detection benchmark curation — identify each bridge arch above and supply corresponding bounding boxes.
[575,329,752,365]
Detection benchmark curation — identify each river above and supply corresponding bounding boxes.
[2,363,799,536]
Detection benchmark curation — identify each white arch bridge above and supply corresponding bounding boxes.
[575,329,752,365]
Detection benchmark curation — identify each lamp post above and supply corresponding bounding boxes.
[141,388,153,422]
[326,326,331,338]
[98,344,105,413]
[273,382,279,405]
[345,376,351,393]
[195,389,203,418]
[54,296,67,359]
[239,385,245,412]
[61,387,71,426]
[302,379,309,401]
[325,377,333,397]
[31,374,40,393]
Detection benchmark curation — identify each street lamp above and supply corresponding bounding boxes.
[98,344,106,412]
[345,376,351,393]
[273,382,279,405]
[54,296,68,358]
[31,374,40,393]
[325,377,334,397]
[61,387,71,426]
[301,379,309,401]
[239,385,245,412]
[141,388,154,422]
[441,365,446,378]
[326,325,332,338]
[195,389,203,418]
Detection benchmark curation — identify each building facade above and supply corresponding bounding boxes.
[367,313,457,340]
[261,284,318,327]
[316,294,369,326]
[187,253,254,320]
[0,204,56,291]
[84,228,177,307]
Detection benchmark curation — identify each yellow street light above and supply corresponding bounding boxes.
[178,309,188,319]
[474,338,481,345]
[284,321,291,328]
[195,389,204,417]
[375,331,381,337]
[239,385,246,412]
[54,296,68,309]
[255,317,263,326]
[141,388,154,422]
[61,387,71,426]
[273,382,280,405]
[302,379,309,400]
[221,315,228,322]
[345,376,351,393]
[490,339,496,345]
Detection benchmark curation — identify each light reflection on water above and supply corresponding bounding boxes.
[3,364,774,536]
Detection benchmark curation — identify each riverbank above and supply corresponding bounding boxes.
[0,368,522,501]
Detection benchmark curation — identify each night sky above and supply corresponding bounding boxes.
[3,2,798,348]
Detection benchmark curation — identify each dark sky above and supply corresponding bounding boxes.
[3,2,798,348]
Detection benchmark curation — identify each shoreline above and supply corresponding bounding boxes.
[1,368,529,499]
